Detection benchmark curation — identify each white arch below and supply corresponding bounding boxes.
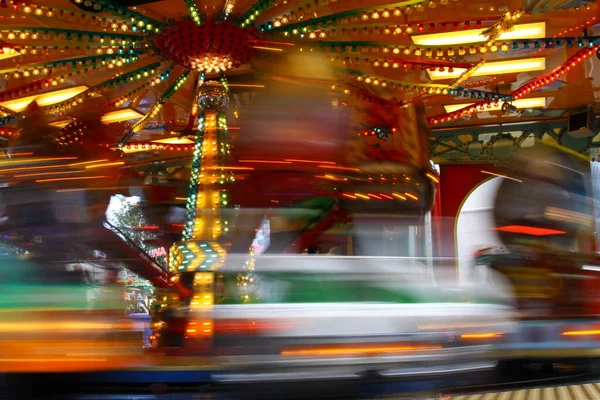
[456,177,504,286]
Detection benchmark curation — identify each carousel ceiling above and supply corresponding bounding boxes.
[0,0,598,164]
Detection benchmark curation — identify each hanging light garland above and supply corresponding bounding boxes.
[184,0,202,26]
[71,0,165,32]
[296,34,600,59]
[2,51,139,79]
[120,70,190,145]
[240,0,278,28]
[281,19,500,41]
[266,0,449,32]
[449,59,485,89]
[108,66,173,108]
[0,58,136,103]
[338,67,447,92]
[7,0,136,33]
[46,61,162,115]
[0,27,144,48]
[428,45,599,125]
[3,45,136,60]
[331,55,471,72]
[123,142,194,152]
[481,8,524,48]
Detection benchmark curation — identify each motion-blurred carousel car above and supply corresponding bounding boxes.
[474,144,600,367]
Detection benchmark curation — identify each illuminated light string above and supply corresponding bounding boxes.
[70,0,165,31]
[182,118,205,241]
[268,17,501,37]
[265,0,448,32]
[0,50,140,77]
[0,55,143,103]
[449,59,485,89]
[123,142,194,152]
[120,70,190,145]
[428,45,600,125]
[481,8,524,48]
[46,61,163,115]
[270,74,395,106]
[185,0,202,26]
[6,0,138,33]
[1,45,140,61]
[107,66,173,108]
[332,55,470,72]
[0,27,144,46]
[293,35,599,59]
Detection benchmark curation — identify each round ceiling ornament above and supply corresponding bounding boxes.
[154,19,262,73]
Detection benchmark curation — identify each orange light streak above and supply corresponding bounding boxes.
[355,193,369,200]
[206,166,254,170]
[562,330,600,336]
[461,333,503,339]
[247,39,295,46]
[68,159,108,166]
[281,345,441,356]
[367,193,382,200]
[2,152,34,157]
[238,160,292,164]
[405,193,419,200]
[14,170,84,178]
[315,174,346,182]
[426,173,440,183]
[0,157,76,166]
[342,193,357,199]
[392,193,407,200]
[84,161,124,169]
[379,193,393,200]
[285,159,336,165]
[227,84,265,88]
[253,46,284,52]
[318,165,360,171]
[36,175,107,183]
[0,164,68,173]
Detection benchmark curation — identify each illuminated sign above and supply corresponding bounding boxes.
[149,247,167,259]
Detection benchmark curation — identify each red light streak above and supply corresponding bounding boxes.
[494,225,566,236]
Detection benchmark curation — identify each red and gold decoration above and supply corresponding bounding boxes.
[154,19,261,73]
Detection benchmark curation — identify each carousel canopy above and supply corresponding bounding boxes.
[0,0,597,164]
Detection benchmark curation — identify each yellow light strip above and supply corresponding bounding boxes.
[411,22,545,46]
[68,159,109,166]
[49,119,73,128]
[253,46,284,52]
[152,137,195,145]
[563,330,600,336]
[84,161,124,169]
[101,108,144,124]
[428,57,546,80]
[443,97,547,113]
[0,47,20,62]
[282,345,441,356]
[227,84,266,88]
[0,86,89,112]
[0,157,77,166]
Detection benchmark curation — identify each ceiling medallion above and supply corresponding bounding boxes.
[154,19,262,73]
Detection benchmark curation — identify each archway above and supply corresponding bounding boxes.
[456,177,504,285]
